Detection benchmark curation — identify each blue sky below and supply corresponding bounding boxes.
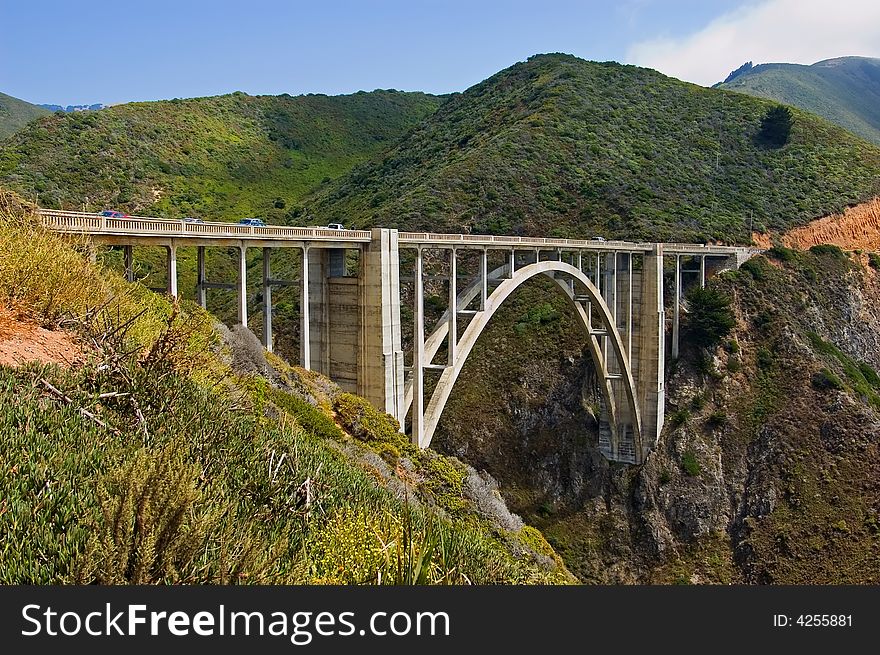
[2,0,875,105]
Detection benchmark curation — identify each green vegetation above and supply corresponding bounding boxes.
[0,90,442,221]
[812,368,844,391]
[718,57,880,145]
[684,286,736,348]
[0,91,49,141]
[757,105,793,147]
[313,54,880,243]
[809,243,846,259]
[806,331,880,408]
[681,451,701,477]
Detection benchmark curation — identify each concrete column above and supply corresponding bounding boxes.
[594,252,601,288]
[577,250,583,273]
[612,252,618,328]
[627,252,633,359]
[306,249,330,375]
[123,245,134,283]
[262,247,272,352]
[672,254,681,360]
[358,229,404,425]
[636,245,665,462]
[480,248,488,311]
[509,249,515,278]
[448,248,457,365]
[166,245,178,298]
[196,246,206,308]
[412,247,425,445]
[236,245,247,326]
[700,255,706,289]
[301,246,310,369]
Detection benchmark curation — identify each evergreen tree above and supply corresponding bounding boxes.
[685,286,735,348]
[759,105,793,147]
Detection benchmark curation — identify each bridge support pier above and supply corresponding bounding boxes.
[123,245,134,283]
[262,247,272,352]
[448,249,457,364]
[359,229,405,425]
[165,245,178,298]
[236,246,247,326]
[196,246,206,308]
[672,254,681,360]
[634,245,665,458]
[300,246,311,369]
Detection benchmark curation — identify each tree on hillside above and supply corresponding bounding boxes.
[758,105,793,147]
[684,286,735,348]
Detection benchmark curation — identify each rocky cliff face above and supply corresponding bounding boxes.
[433,248,880,583]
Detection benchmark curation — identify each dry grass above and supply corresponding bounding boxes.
[0,193,110,325]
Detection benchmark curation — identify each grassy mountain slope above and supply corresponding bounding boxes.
[0,189,568,584]
[718,57,880,145]
[313,54,880,244]
[0,92,49,141]
[0,90,442,221]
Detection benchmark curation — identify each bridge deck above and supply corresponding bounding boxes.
[39,209,753,257]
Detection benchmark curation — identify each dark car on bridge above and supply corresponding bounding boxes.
[100,210,128,218]
[239,218,266,227]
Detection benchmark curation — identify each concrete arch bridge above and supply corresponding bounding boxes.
[41,209,753,464]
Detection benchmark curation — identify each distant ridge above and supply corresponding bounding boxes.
[0,92,50,140]
[38,103,107,113]
[717,56,880,145]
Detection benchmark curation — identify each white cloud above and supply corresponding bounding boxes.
[626,0,880,86]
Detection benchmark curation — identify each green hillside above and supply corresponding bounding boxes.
[717,57,880,146]
[0,90,442,221]
[312,54,880,244]
[0,92,49,141]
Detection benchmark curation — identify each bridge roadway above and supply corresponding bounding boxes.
[40,209,749,256]
[40,209,755,464]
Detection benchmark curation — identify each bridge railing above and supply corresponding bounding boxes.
[38,210,373,241]
[37,210,756,257]
[399,231,756,256]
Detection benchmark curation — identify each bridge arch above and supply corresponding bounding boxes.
[413,259,642,457]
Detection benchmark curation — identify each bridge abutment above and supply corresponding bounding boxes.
[359,229,405,425]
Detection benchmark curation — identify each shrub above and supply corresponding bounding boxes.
[681,450,701,477]
[78,444,207,584]
[809,243,846,259]
[756,347,774,370]
[740,257,772,281]
[707,411,728,428]
[684,286,735,348]
[812,368,844,391]
[767,246,797,263]
[670,408,691,427]
[269,388,344,441]
[334,393,403,446]
[868,252,880,271]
